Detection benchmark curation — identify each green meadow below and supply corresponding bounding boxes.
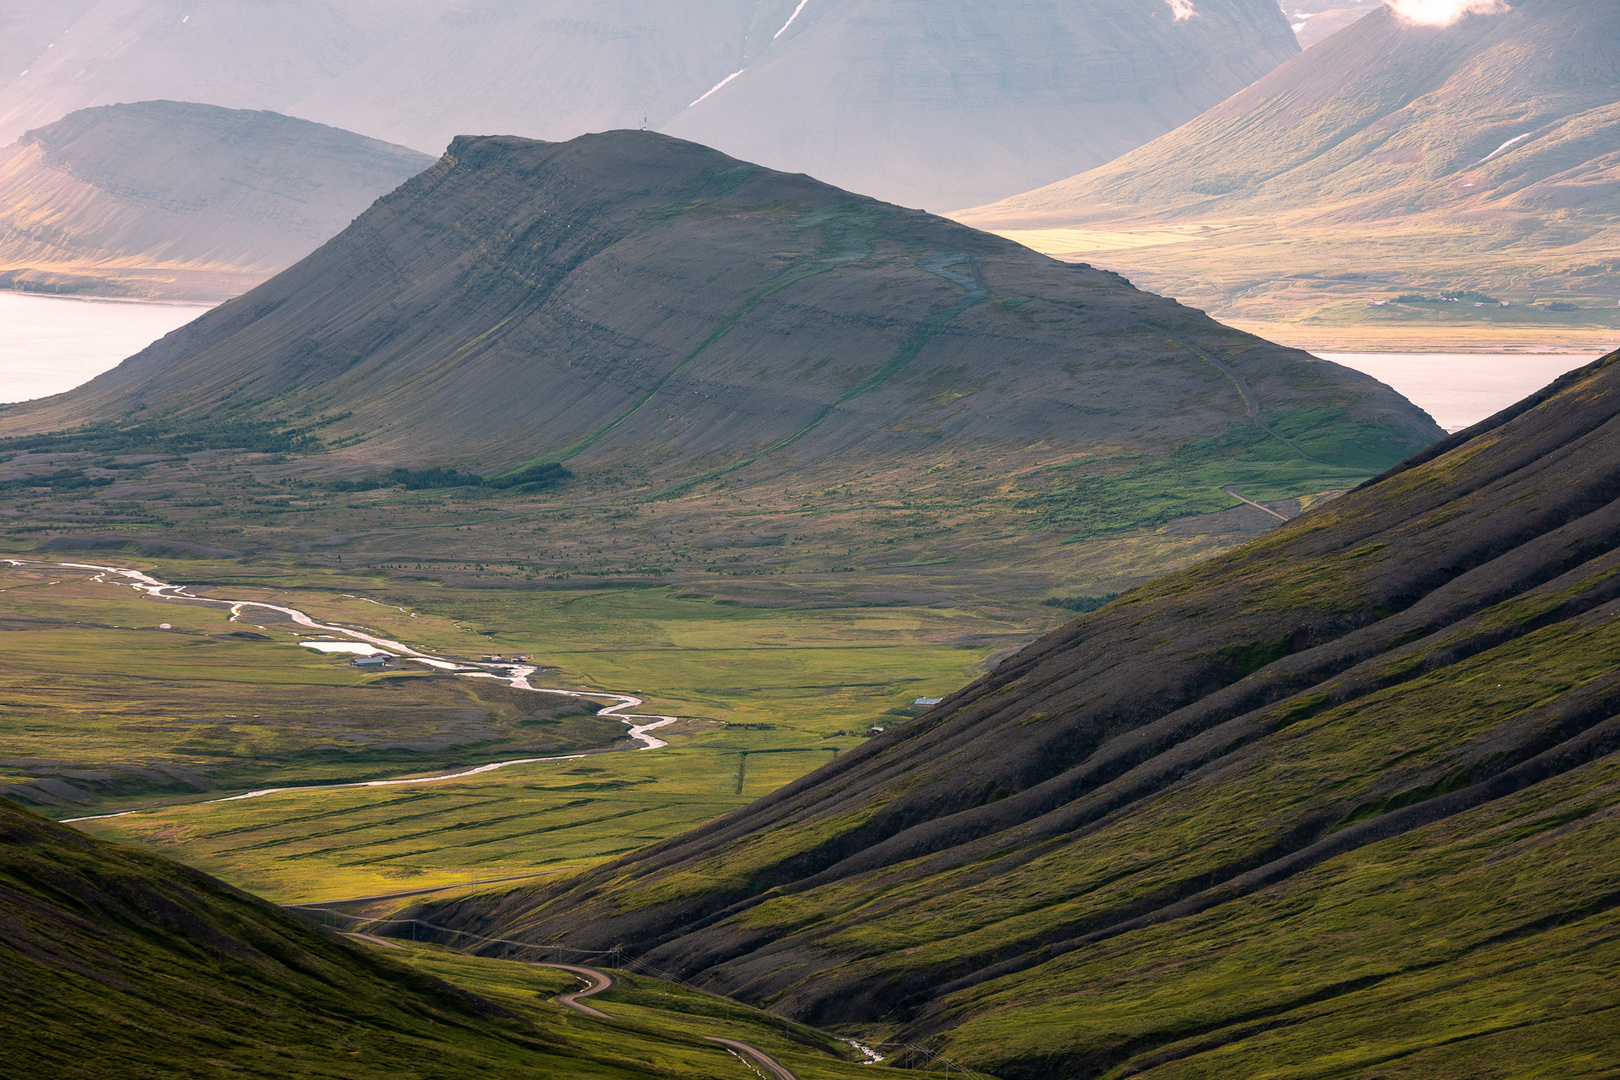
[2,557,1028,901]
[389,943,916,1079]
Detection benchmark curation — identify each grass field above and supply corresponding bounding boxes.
[386,943,931,1079]
[1,557,1028,901]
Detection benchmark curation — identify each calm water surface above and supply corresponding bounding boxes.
[0,292,213,404]
[0,294,1601,434]
[1316,353,1603,433]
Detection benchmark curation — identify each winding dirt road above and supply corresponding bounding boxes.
[538,962,800,1079]
[1,558,682,817]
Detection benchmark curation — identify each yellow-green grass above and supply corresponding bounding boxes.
[77,741,836,903]
[6,559,1009,899]
[994,222,1620,354]
[925,747,1620,1079]
[388,943,913,1079]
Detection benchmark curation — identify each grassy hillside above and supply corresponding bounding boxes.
[417,351,1620,1077]
[0,102,432,301]
[2,795,881,1079]
[0,130,1440,572]
[958,0,1620,350]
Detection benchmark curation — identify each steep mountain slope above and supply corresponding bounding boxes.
[0,796,712,1078]
[655,0,1302,211]
[0,0,449,147]
[0,130,1440,533]
[8,1,1297,214]
[421,352,1620,1078]
[1284,0,1380,49]
[957,0,1620,347]
[0,101,433,301]
[289,0,804,159]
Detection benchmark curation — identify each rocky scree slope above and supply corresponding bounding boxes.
[960,0,1620,311]
[0,797,675,1079]
[0,101,434,301]
[420,352,1620,1078]
[0,130,1440,514]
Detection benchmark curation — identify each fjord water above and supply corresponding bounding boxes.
[0,292,211,403]
[1319,352,1603,433]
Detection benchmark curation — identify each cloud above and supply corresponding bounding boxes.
[1385,0,1510,28]
[1165,0,1199,21]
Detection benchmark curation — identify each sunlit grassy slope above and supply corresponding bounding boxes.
[0,798,894,1078]
[2,559,1017,901]
[419,353,1620,1078]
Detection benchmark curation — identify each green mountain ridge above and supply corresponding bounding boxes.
[0,129,1440,523]
[413,352,1620,1078]
[0,797,650,1078]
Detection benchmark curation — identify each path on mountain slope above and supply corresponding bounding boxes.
[543,963,616,1020]
[1,559,681,815]
[539,962,802,1077]
[1222,486,1292,522]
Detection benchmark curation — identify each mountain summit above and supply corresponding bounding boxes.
[0,130,1440,529]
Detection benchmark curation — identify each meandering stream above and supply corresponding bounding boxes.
[1,558,680,820]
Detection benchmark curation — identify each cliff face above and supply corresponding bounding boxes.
[421,351,1620,1079]
[0,101,433,301]
[0,130,1439,509]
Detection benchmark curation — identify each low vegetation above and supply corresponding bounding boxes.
[0,798,891,1079]
[411,354,1620,1078]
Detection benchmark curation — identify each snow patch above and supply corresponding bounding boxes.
[689,68,746,109]
[1166,0,1199,20]
[1477,132,1530,164]
[774,0,810,38]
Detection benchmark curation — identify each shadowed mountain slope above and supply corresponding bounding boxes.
[0,101,433,301]
[0,130,1440,527]
[0,797,703,1078]
[420,352,1620,1078]
[957,0,1620,345]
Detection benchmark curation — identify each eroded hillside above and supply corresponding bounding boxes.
[419,352,1620,1078]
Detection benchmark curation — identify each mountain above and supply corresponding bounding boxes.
[3,1,1299,214]
[1285,0,1380,48]
[450,0,1304,212]
[0,130,1441,535]
[0,101,433,301]
[956,0,1620,348]
[416,351,1620,1078]
[0,796,678,1078]
[0,0,449,148]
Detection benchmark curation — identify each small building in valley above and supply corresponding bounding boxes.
[350,653,393,670]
